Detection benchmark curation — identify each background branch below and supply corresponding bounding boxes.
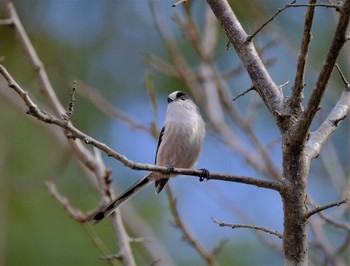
[212,218,283,239]
[167,186,218,266]
[305,199,348,219]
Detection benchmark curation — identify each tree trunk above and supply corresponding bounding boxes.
[282,136,309,266]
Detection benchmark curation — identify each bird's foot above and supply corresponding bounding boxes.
[165,163,174,175]
[199,168,210,182]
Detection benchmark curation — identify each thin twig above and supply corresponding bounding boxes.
[64,81,76,121]
[335,63,350,89]
[305,199,348,219]
[83,226,120,266]
[232,85,255,101]
[45,180,88,222]
[212,217,283,239]
[5,1,65,115]
[248,1,341,41]
[167,186,218,266]
[247,0,296,42]
[77,81,151,133]
[288,3,343,11]
[308,202,350,231]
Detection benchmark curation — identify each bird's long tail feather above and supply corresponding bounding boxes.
[91,173,152,223]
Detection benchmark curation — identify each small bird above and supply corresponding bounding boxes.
[91,91,205,223]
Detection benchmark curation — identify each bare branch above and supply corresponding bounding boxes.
[5,1,65,115]
[232,85,255,101]
[45,181,88,222]
[290,0,317,114]
[167,186,218,266]
[293,0,350,143]
[308,200,350,231]
[305,199,348,219]
[335,64,350,89]
[308,218,346,266]
[305,89,350,159]
[77,81,151,134]
[247,0,297,42]
[82,229,120,266]
[206,0,285,130]
[212,217,283,239]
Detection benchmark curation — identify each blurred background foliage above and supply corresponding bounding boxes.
[0,0,348,265]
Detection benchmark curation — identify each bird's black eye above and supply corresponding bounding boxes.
[167,97,174,103]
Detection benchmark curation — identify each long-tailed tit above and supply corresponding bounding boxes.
[91,91,205,223]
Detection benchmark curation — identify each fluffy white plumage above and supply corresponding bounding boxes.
[91,91,205,223]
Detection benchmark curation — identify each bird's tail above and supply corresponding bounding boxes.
[90,173,153,223]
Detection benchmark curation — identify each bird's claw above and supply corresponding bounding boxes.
[199,168,210,182]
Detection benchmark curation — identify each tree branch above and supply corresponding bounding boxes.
[0,64,284,193]
[212,217,283,239]
[206,0,285,130]
[45,181,87,222]
[232,85,255,102]
[290,0,317,115]
[167,186,218,266]
[293,0,350,142]
[305,199,348,219]
[4,1,65,115]
[247,0,296,42]
[335,64,350,89]
[305,89,350,159]
[77,80,151,134]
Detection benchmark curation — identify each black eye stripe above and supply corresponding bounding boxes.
[176,91,187,99]
[177,91,191,102]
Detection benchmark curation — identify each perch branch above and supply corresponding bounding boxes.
[212,218,283,239]
[0,64,284,193]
